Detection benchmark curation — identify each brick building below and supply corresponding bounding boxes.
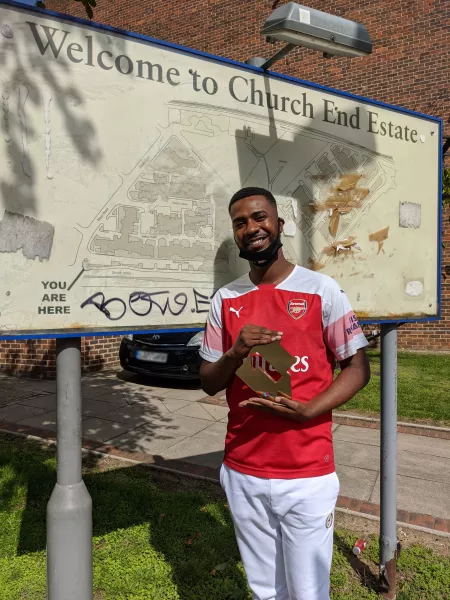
[1,0,449,377]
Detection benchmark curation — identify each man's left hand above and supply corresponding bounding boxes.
[239,391,312,422]
[239,349,370,422]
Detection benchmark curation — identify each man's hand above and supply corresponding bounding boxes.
[200,326,283,396]
[227,325,283,360]
[239,349,370,421]
[239,391,310,422]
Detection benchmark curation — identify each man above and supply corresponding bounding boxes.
[199,187,370,600]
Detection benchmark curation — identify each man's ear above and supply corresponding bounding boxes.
[278,217,285,233]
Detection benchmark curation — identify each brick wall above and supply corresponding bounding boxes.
[0,336,122,378]
[1,0,448,377]
[45,0,450,124]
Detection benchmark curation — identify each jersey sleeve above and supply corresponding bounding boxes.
[322,281,368,361]
[199,291,224,363]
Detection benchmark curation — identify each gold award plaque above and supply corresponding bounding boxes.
[236,341,296,398]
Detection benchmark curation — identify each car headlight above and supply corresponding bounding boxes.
[187,330,204,347]
[124,334,133,341]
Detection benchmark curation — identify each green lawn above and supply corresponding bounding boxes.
[1,434,449,599]
[340,351,450,426]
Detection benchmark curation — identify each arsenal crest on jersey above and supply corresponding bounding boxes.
[287,299,307,320]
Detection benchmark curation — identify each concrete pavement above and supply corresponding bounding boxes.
[1,369,450,526]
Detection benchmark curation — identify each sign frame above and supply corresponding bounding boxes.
[0,0,443,340]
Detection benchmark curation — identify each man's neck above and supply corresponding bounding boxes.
[248,250,295,286]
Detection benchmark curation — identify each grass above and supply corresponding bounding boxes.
[339,351,450,426]
[1,434,450,599]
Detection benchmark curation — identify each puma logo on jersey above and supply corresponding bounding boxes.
[230,306,243,318]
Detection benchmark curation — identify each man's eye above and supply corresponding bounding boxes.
[255,215,267,222]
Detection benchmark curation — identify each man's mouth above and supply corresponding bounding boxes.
[245,236,269,250]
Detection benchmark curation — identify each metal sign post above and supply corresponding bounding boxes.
[47,337,93,600]
[379,323,398,599]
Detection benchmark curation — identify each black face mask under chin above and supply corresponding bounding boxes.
[239,234,283,267]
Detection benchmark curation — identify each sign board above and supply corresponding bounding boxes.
[0,1,442,338]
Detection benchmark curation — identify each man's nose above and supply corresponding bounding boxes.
[246,220,260,235]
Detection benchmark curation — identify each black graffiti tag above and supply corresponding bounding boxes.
[129,291,188,317]
[81,288,212,320]
[80,292,127,321]
[193,288,212,313]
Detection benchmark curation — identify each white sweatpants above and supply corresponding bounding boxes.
[220,464,339,600]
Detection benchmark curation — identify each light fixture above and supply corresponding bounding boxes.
[247,2,372,70]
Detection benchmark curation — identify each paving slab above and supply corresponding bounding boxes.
[114,374,182,397]
[82,417,139,443]
[162,398,194,413]
[0,386,49,404]
[335,464,379,502]
[104,431,187,455]
[126,391,168,405]
[17,410,57,432]
[175,403,215,421]
[334,440,380,471]
[144,413,212,439]
[20,394,57,411]
[93,380,143,395]
[370,473,450,520]
[23,380,56,394]
[398,434,450,459]
[194,421,228,441]
[81,385,122,400]
[397,450,450,483]
[82,376,175,403]
[1,377,40,389]
[0,403,51,422]
[21,387,130,407]
[333,424,379,446]
[82,399,127,418]
[89,390,129,405]
[200,403,229,422]
[165,388,207,402]
[162,437,224,468]
[81,373,123,387]
[95,402,169,428]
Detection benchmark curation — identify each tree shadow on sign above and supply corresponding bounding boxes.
[0,4,102,217]
[234,71,384,287]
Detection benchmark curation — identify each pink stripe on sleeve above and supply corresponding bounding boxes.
[324,311,364,355]
[203,322,223,353]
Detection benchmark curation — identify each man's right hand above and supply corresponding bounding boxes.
[227,324,283,360]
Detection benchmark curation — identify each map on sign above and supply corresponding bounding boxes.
[77,101,397,292]
[0,2,441,337]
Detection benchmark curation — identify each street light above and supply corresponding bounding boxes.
[246,2,372,69]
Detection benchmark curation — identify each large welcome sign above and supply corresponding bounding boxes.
[0,1,441,338]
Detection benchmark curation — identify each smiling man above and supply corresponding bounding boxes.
[199,187,370,600]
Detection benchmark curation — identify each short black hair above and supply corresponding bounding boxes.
[228,187,277,213]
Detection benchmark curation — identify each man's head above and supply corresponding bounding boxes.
[228,187,284,266]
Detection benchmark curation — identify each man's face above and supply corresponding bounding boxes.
[230,195,284,253]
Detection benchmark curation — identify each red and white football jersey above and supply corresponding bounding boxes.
[200,265,368,479]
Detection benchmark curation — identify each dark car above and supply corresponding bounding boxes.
[119,329,204,380]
